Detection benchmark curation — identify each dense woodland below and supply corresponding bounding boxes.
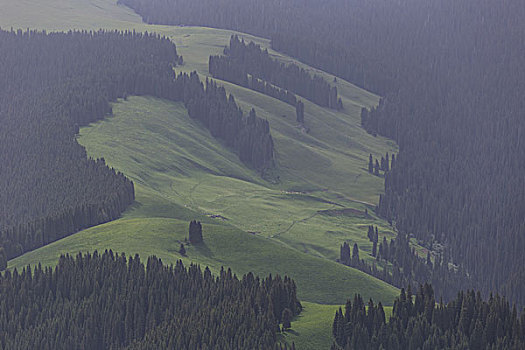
[182,74,275,170]
[0,251,300,349]
[340,228,466,302]
[119,0,525,306]
[0,29,273,262]
[332,285,525,350]
[209,35,342,110]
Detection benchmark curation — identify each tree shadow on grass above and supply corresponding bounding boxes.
[192,241,214,258]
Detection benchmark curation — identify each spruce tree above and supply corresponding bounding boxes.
[0,247,6,271]
[296,100,304,123]
[281,308,293,330]
[352,243,360,263]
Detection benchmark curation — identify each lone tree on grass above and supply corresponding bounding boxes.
[179,243,186,256]
[189,220,203,244]
[296,100,304,124]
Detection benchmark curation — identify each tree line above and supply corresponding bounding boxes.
[181,74,275,170]
[209,35,342,110]
[332,284,525,349]
[339,227,468,302]
[0,250,301,349]
[0,29,274,263]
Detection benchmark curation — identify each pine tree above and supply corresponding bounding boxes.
[352,243,360,263]
[0,247,6,271]
[189,220,203,244]
[282,308,293,330]
[368,154,374,173]
[179,243,186,256]
[296,100,304,123]
[340,242,351,264]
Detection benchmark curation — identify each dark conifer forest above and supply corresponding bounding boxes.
[0,29,274,262]
[0,251,300,349]
[340,230,466,302]
[209,35,342,110]
[332,285,525,350]
[119,0,525,307]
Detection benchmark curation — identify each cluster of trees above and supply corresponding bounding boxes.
[181,74,275,170]
[340,230,467,302]
[209,35,342,110]
[368,153,394,177]
[0,251,301,349]
[332,284,525,350]
[209,55,297,108]
[188,220,203,244]
[0,29,275,263]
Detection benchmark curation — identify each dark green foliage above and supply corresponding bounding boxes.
[0,247,7,271]
[332,285,525,350]
[352,243,359,263]
[281,308,293,330]
[188,220,203,244]
[209,35,341,109]
[340,242,351,264]
[179,243,186,255]
[340,229,465,302]
[184,75,275,170]
[368,154,374,174]
[367,154,390,177]
[296,100,304,124]
[0,251,301,349]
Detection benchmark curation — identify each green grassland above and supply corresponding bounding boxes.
[2,1,401,348]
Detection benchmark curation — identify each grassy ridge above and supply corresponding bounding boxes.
[8,215,398,305]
